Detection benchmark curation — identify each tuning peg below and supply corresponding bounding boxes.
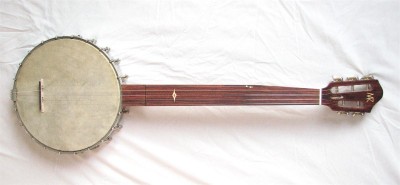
[346,76,359,81]
[332,76,343,82]
[337,111,347,115]
[352,112,365,117]
[361,75,374,80]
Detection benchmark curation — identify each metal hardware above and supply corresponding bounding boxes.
[87,39,97,44]
[101,47,110,53]
[113,124,123,130]
[337,112,365,116]
[110,59,120,64]
[118,74,128,83]
[122,107,129,113]
[346,76,359,81]
[361,75,374,80]
[118,74,128,80]
[352,112,364,117]
[89,145,100,150]
[71,35,82,38]
[11,89,17,102]
[332,76,343,82]
[103,136,112,142]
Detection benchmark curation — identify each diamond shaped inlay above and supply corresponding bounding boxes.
[172,89,177,102]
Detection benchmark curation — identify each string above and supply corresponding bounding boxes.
[319,89,322,105]
[121,89,318,92]
[12,89,319,93]
[13,88,320,104]
[15,93,319,100]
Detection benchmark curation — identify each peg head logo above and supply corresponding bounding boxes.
[366,93,374,103]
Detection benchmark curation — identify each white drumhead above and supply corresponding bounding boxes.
[13,37,121,153]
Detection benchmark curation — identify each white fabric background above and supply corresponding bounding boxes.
[0,0,399,184]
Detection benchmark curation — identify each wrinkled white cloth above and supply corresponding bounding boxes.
[0,0,399,184]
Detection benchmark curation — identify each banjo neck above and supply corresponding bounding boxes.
[121,84,321,106]
[121,77,383,114]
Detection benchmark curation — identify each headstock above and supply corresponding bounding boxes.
[322,75,383,116]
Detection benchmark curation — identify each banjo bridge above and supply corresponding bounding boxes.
[39,79,44,113]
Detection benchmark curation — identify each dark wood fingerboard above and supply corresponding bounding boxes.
[121,85,320,106]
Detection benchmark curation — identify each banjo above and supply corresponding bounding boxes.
[12,36,383,154]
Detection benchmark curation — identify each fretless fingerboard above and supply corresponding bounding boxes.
[121,85,321,106]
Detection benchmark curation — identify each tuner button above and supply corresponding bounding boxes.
[353,112,365,116]
[332,76,343,82]
[346,76,359,81]
[361,75,374,80]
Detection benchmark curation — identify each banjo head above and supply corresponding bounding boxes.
[13,37,122,153]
